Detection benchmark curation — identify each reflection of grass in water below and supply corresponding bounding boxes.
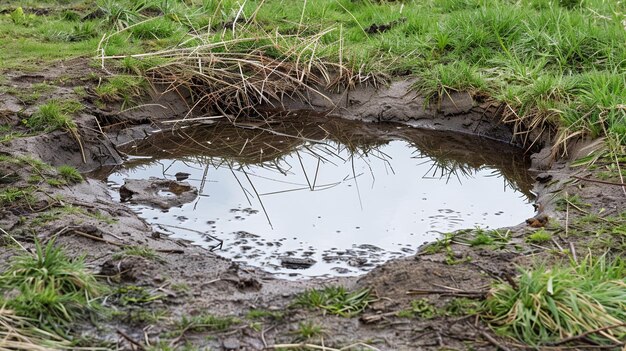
[407,138,533,198]
[121,117,534,203]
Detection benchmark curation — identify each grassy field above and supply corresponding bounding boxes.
[2,0,625,146]
[0,0,625,348]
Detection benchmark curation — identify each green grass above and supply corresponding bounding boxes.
[526,229,553,244]
[246,309,284,320]
[56,165,83,184]
[0,187,34,205]
[294,321,324,341]
[174,313,239,333]
[396,298,438,319]
[1,0,624,148]
[112,246,162,262]
[468,228,511,247]
[112,285,164,306]
[95,0,625,148]
[94,75,147,107]
[26,100,82,132]
[483,254,626,346]
[293,286,375,317]
[0,239,105,335]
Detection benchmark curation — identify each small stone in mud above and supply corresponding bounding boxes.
[280,257,316,269]
[174,172,190,181]
[356,244,383,251]
[332,267,352,274]
[535,173,553,183]
[348,257,368,267]
[222,337,240,350]
[235,230,259,238]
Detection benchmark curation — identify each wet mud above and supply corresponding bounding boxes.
[0,59,624,350]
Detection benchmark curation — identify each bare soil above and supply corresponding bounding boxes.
[1,58,624,350]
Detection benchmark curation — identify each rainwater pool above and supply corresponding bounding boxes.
[107,116,535,278]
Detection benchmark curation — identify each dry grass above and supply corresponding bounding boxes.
[98,17,374,120]
[0,306,71,350]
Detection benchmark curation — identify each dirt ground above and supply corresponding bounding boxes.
[1,58,624,350]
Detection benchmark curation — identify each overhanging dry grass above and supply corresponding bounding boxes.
[98,18,372,120]
[0,306,71,351]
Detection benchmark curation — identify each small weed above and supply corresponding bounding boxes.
[112,285,165,306]
[246,309,284,320]
[57,165,83,184]
[469,232,494,246]
[10,7,35,26]
[175,314,239,333]
[0,187,34,205]
[397,298,438,319]
[73,86,88,98]
[98,0,143,30]
[94,75,147,107]
[555,193,590,211]
[30,205,86,227]
[46,178,67,187]
[170,282,190,292]
[526,229,552,244]
[422,232,456,254]
[113,246,163,262]
[293,287,375,317]
[468,229,511,247]
[444,298,480,316]
[26,100,82,132]
[294,321,324,341]
[126,309,169,325]
[90,210,118,224]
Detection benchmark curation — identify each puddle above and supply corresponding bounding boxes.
[105,115,535,278]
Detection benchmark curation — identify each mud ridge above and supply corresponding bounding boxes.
[1,61,623,350]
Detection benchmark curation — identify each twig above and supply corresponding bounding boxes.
[116,329,145,350]
[565,198,569,237]
[0,227,29,253]
[545,323,626,346]
[361,311,400,323]
[479,330,512,351]
[155,249,184,254]
[572,176,626,187]
[569,241,578,264]
[550,237,564,252]
[261,325,275,348]
[406,289,487,298]
[72,230,123,246]
[270,343,378,350]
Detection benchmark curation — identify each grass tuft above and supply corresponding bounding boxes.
[27,100,81,132]
[526,229,553,244]
[175,313,239,333]
[0,239,105,334]
[293,286,375,317]
[113,246,162,262]
[483,254,626,346]
[56,165,83,184]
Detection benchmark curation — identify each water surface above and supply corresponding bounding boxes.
[107,116,535,277]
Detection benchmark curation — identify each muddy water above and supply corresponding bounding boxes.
[106,115,535,278]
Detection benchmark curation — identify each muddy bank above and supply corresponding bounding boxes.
[0,59,624,350]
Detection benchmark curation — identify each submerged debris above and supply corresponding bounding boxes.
[119,177,197,209]
[280,257,317,269]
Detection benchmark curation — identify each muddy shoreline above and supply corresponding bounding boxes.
[0,60,623,350]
